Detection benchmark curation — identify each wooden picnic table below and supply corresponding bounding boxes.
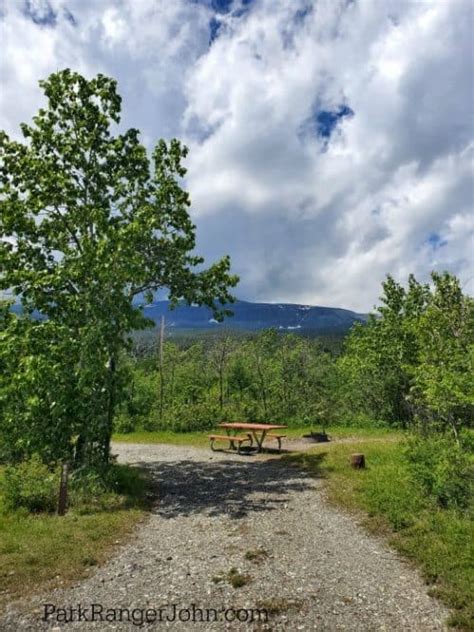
[218,422,288,453]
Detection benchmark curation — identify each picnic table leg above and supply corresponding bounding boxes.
[253,430,267,453]
[225,428,238,450]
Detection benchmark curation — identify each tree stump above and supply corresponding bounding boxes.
[350,453,365,469]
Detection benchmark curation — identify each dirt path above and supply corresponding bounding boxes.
[1,443,448,631]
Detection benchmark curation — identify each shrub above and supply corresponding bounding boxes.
[1,455,59,512]
[404,434,473,510]
[69,467,108,501]
[69,463,146,511]
[162,401,221,432]
[113,412,136,434]
[333,412,389,429]
[105,464,146,498]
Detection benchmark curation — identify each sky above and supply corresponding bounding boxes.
[0,0,473,312]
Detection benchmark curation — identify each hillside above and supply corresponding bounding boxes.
[138,299,367,334]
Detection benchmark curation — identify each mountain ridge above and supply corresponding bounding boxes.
[8,298,368,334]
[138,299,367,333]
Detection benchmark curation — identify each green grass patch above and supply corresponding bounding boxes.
[211,567,252,588]
[0,464,148,609]
[227,567,252,588]
[284,437,474,629]
[112,425,395,447]
[113,429,211,447]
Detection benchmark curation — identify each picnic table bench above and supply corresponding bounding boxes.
[208,433,253,454]
[266,433,287,452]
[208,422,288,454]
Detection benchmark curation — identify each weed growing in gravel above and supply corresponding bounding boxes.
[256,597,304,614]
[227,567,252,588]
[211,568,252,588]
[244,548,269,564]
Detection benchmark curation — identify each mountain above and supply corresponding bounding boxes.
[138,300,367,334]
[8,298,367,334]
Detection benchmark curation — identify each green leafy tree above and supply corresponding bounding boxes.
[0,69,238,465]
[339,272,472,433]
[0,312,78,463]
[410,272,474,441]
[338,274,430,424]
[250,329,281,420]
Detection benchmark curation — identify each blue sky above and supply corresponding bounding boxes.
[0,0,473,310]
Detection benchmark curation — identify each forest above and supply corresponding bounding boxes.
[118,271,474,438]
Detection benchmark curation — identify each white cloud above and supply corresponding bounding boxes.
[0,0,472,311]
[183,0,474,310]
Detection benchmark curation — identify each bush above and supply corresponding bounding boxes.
[331,412,389,429]
[404,434,473,510]
[69,463,146,511]
[105,464,146,498]
[69,467,109,501]
[1,455,59,513]
[161,401,221,432]
[113,412,136,434]
[0,458,147,515]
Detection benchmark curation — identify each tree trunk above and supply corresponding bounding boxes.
[280,349,290,417]
[74,433,86,466]
[103,354,116,464]
[158,316,165,420]
[170,357,175,407]
[218,342,226,412]
[217,339,229,413]
[255,353,268,418]
[57,462,69,516]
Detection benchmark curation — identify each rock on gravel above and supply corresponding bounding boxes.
[1,442,449,631]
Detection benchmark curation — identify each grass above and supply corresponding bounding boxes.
[244,548,269,563]
[212,567,252,588]
[227,567,252,588]
[0,464,148,610]
[112,424,395,447]
[255,597,304,615]
[113,429,211,448]
[284,438,474,630]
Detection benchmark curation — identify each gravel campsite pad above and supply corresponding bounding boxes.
[1,442,449,631]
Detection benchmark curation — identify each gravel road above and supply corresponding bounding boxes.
[1,442,449,631]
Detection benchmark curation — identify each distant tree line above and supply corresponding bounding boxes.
[115,329,338,432]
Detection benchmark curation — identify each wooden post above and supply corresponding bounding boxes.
[350,453,365,469]
[57,462,69,516]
